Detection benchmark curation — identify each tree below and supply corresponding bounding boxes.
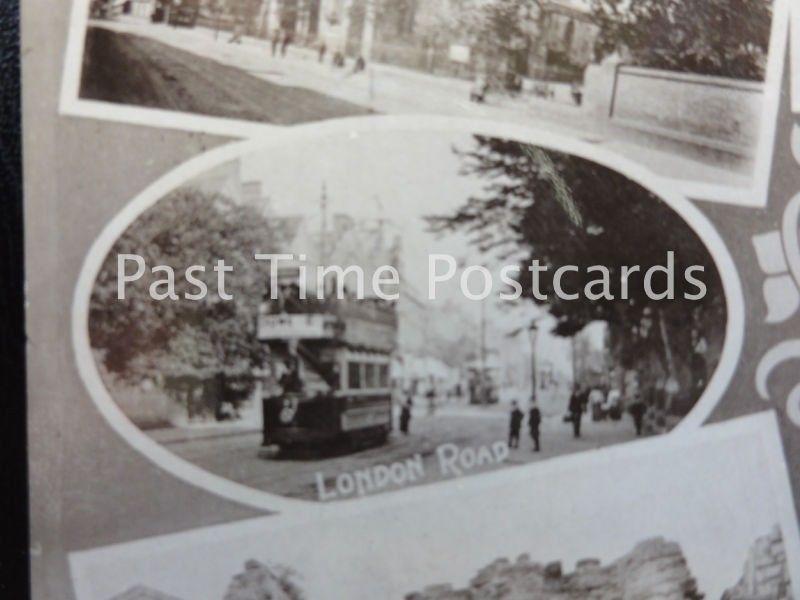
[590,0,772,80]
[89,187,280,386]
[427,136,726,417]
[458,0,541,82]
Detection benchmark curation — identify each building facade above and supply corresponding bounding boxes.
[337,0,600,81]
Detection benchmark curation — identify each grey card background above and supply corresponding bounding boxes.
[22,1,800,598]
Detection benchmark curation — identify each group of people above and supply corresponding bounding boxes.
[506,380,652,453]
[402,379,651,453]
[261,28,366,74]
[401,393,545,451]
[227,24,293,56]
[269,28,293,56]
[507,401,541,452]
[567,383,648,438]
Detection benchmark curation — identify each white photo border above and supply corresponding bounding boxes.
[66,412,800,600]
[59,0,792,208]
[71,115,746,515]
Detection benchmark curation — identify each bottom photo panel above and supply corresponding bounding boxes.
[70,412,800,600]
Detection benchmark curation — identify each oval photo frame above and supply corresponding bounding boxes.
[72,115,745,515]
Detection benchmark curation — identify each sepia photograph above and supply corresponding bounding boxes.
[74,123,742,507]
[67,413,800,600]
[60,0,791,204]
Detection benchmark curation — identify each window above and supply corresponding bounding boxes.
[379,365,390,388]
[348,362,362,390]
[365,363,378,389]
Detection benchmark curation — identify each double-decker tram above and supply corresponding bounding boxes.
[258,265,397,453]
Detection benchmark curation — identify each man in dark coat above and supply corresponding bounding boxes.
[528,400,541,452]
[629,394,647,436]
[508,401,524,449]
[399,397,412,435]
[279,355,303,394]
[568,387,585,438]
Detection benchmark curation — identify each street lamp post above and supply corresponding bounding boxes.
[529,324,539,399]
[508,315,545,401]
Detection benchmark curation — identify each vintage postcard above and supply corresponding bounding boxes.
[22,2,800,599]
[68,412,800,600]
[59,0,791,206]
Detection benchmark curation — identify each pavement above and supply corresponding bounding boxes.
[85,17,752,189]
[151,401,640,502]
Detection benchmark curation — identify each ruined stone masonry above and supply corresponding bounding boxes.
[108,560,306,600]
[107,529,794,600]
[107,586,185,600]
[722,527,793,600]
[222,560,305,600]
[406,537,703,600]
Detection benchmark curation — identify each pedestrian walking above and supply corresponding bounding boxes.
[399,396,412,435]
[629,394,646,436]
[508,401,524,449]
[528,400,541,452]
[318,41,327,63]
[568,386,584,438]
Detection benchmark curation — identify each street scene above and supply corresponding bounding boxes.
[88,129,728,502]
[150,401,639,501]
[75,0,777,189]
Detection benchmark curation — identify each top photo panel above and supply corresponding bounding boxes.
[61,0,791,206]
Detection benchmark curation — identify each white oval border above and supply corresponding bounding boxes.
[72,115,745,515]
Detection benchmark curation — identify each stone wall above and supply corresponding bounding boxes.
[583,58,763,158]
[722,527,793,600]
[406,537,702,600]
